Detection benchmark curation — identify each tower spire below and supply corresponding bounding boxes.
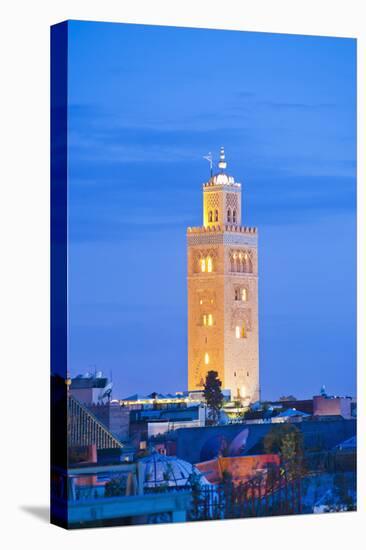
[218,146,227,172]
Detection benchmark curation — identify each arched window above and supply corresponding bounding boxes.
[233,210,236,223]
[214,209,219,222]
[227,209,231,223]
[203,314,214,326]
[230,254,235,272]
[234,287,247,301]
[208,210,213,223]
[246,254,253,274]
[207,256,213,273]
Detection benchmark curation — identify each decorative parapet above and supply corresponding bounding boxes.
[187,226,258,247]
[187,225,257,234]
[203,179,241,189]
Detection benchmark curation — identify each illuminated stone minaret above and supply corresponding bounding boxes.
[187,147,259,404]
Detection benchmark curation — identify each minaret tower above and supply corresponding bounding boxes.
[187,148,259,404]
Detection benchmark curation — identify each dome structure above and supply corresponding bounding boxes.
[139,452,209,489]
[204,147,239,187]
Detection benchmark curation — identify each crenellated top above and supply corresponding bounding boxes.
[187,225,257,234]
[203,175,241,188]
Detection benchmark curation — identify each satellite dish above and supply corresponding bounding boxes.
[99,382,113,401]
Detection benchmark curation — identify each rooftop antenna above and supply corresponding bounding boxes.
[203,152,213,178]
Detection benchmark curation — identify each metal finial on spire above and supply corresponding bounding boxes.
[218,146,227,172]
[203,152,213,177]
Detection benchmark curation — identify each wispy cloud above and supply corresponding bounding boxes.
[258,100,336,111]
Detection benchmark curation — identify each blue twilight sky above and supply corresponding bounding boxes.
[67,20,356,401]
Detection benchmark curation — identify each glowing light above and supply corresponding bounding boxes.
[207,257,213,272]
[201,259,206,272]
[208,314,213,326]
[204,352,209,365]
[241,288,247,301]
[235,325,246,338]
[203,314,207,326]
[199,299,203,305]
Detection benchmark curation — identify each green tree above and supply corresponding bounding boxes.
[263,424,304,479]
[203,370,224,425]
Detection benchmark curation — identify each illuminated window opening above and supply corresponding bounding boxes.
[235,325,246,339]
[202,313,213,326]
[204,352,209,365]
[235,287,247,301]
[207,257,213,272]
[201,258,206,272]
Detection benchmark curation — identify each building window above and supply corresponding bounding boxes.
[230,250,253,274]
[204,352,210,365]
[227,209,231,223]
[207,256,213,273]
[202,314,213,326]
[233,209,236,223]
[235,287,248,301]
[198,255,214,273]
[235,325,246,339]
[215,209,219,222]
[208,210,213,223]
